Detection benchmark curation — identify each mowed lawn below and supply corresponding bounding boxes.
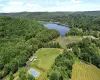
[71,61,100,80]
[30,48,63,80]
[3,48,62,80]
[55,36,82,48]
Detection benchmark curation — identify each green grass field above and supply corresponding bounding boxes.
[71,61,100,80]
[31,48,62,80]
[55,36,82,48]
[3,48,62,80]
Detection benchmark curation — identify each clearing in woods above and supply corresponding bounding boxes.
[55,36,82,48]
[31,48,63,80]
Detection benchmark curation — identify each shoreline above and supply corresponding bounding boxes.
[39,21,71,28]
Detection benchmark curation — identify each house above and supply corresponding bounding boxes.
[29,56,37,62]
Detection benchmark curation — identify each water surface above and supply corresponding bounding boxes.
[43,23,70,36]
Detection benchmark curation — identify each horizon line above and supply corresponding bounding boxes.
[0,10,100,13]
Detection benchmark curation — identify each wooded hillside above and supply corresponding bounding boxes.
[0,16,60,79]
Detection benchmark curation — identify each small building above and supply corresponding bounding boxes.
[29,56,37,62]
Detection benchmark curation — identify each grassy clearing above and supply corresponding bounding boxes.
[71,61,100,80]
[31,48,62,80]
[3,48,62,80]
[54,36,82,48]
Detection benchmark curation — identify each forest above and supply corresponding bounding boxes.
[0,11,100,80]
[1,11,100,31]
[0,16,60,79]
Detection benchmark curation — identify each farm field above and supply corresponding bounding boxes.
[55,36,82,48]
[71,61,100,80]
[3,48,62,80]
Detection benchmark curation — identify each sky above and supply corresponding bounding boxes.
[0,0,100,13]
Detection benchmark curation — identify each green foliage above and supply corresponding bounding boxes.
[9,60,18,73]
[36,29,59,42]
[0,71,3,79]
[50,72,59,80]
[28,74,35,80]
[72,45,81,57]
[0,12,100,80]
[51,37,100,79]
[67,38,100,68]
[9,72,14,80]
[50,50,74,79]
[4,64,10,76]
[91,54,100,68]
[1,12,100,32]
[19,70,26,80]
[19,74,26,80]
[43,42,61,48]
[79,53,91,63]
[66,28,83,36]
[0,63,4,70]
[0,16,60,79]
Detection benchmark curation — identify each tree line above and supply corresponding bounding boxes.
[67,38,100,68]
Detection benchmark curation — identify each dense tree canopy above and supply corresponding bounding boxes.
[48,50,74,80]
[67,38,100,68]
[0,16,60,79]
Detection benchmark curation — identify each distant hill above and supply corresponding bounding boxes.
[80,11,100,16]
[0,12,72,21]
[0,11,100,20]
[0,11,100,31]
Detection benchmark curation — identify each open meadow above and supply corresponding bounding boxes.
[54,36,82,48]
[31,48,63,80]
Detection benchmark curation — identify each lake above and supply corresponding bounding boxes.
[43,23,70,36]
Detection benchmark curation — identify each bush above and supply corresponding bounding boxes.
[79,53,91,63]
[50,72,59,80]
[9,72,14,80]
[28,74,35,80]
[0,71,3,79]
[19,70,26,80]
